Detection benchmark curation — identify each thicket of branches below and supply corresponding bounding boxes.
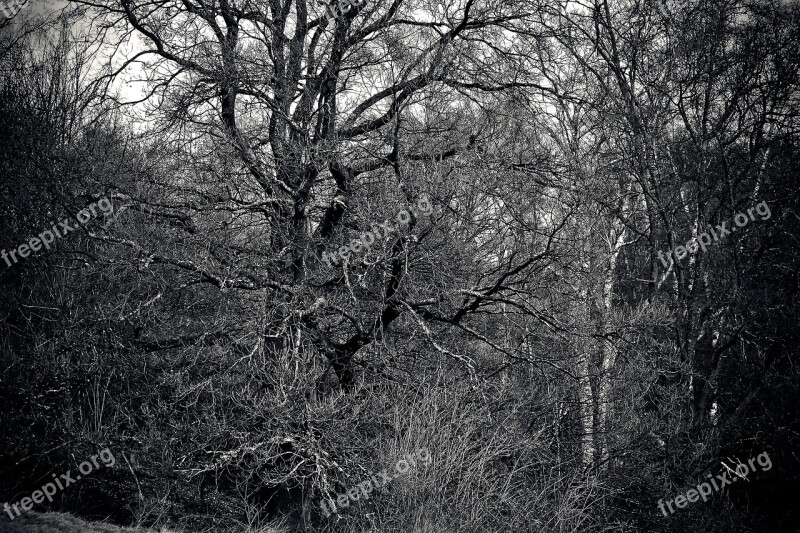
[1,0,799,531]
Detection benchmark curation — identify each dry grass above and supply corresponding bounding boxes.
[0,511,166,533]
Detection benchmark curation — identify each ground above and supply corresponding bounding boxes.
[0,512,159,533]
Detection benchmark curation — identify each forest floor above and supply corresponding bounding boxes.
[0,512,160,533]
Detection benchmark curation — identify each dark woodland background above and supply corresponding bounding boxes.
[1,0,800,531]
